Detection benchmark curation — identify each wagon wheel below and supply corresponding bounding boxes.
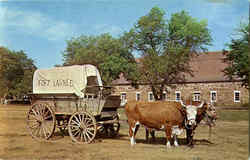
[98,116,120,137]
[108,115,120,137]
[109,121,120,137]
[59,126,67,134]
[57,119,68,135]
[68,112,97,144]
[27,103,56,141]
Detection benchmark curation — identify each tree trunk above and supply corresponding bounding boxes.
[151,85,160,101]
[248,84,250,155]
[151,84,165,101]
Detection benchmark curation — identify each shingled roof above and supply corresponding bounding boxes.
[185,51,230,83]
[112,51,239,85]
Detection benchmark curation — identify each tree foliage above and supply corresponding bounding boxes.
[122,7,212,100]
[0,47,36,98]
[62,7,212,100]
[62,33,138,85]
[224,23,250,88]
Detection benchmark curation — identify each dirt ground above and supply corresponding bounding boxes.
[0,104,248,160]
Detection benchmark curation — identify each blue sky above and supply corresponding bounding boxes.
[0,0,249,69]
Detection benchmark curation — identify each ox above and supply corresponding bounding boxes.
[125,100,204,148]
[185,101,217,146]
[145,101,217,146]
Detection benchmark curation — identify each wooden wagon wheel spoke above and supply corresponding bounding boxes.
[27,119,37,122]
[69,123,80,129]
[69,123,80,128]
[84,131,92,141]
[42,122,52,137]
[27,103,56,141]
[72,129,81,137]
[38,123,44,138]
[86,129,95,136]
[29,112,40,121]
[83,132,87,142]
[42,126,47,138]
[80,132,84,142]
[43,109,51,118]
[70,126,80,132]
[68,112,97,144]
[37,104,42,115]
[41,104,46,116]
[42,125,48,137]
[73,115,81,124]
[31,109,39,117]
[71,120,80,126]
[79,114,84,123]
[86,123,95,127]
[83,117,91,123]
[30,123,40,129]
[33,125,41,137]
[44,114,53,120]
[87,127,95,130]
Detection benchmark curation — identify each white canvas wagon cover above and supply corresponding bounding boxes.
[33,64,103,97]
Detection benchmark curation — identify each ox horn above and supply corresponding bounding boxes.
[197,101,204,108]
[120,99,127,107]
[180,100,186,108]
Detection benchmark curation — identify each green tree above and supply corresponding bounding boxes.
[122,7,212,100]
[0,47,36,99]
[62,33,138,85]
[223,23,250,103]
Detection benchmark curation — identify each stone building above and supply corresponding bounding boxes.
[112,52,249,106]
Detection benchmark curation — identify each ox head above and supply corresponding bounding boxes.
[180,100,204,129]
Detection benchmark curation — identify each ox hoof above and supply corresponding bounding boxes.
[166,142,171,148]
[187,144,194,148]
[130,136,136,146]
[131,142,136,146]
[174,142,179,147]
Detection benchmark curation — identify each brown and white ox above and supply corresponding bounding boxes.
[125,100,205,148]
[145,100,217,146]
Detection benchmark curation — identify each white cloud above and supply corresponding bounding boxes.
[94,24,123,36]
[45,22,74,41]
[0,4,8,46]
[0,6,75,41]
[204,0,238,3]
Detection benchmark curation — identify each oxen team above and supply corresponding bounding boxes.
[124,99,217,148]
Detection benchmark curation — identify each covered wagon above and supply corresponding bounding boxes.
[27,64,122,143]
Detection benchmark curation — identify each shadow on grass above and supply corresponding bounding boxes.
[116,136,216,147]
[34,129,216,147]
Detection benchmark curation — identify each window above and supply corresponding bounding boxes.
[175,91,181,102]
[121,92,127,103]
[210,91,217,102]
[148,92,154,102]
[234,91,240,103]
[193,92,201,101]
[136,92,141,101]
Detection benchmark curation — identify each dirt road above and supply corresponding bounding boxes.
[0,104,248,160]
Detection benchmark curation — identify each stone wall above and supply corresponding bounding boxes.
[113,81,249,107]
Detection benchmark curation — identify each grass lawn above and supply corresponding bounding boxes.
[0,104,248,160]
